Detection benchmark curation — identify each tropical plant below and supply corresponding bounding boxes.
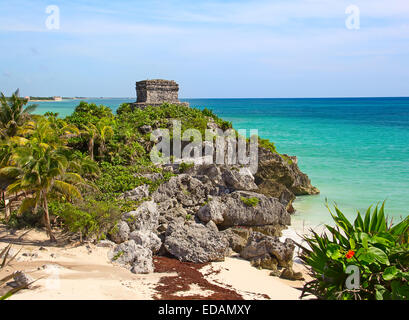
[0,140,85,241]
[0,89,37,139]
[81,120,114,160]
[299,202,409,300]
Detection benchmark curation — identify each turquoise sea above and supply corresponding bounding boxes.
[31,97,409,227]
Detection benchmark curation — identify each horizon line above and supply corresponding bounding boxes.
[32,96,409,100]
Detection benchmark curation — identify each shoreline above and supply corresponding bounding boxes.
[0,224,311,300]
[29,98,82,102]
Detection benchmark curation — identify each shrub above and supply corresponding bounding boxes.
[65,101,114,127]
[95,162,175,200]
[240,197,259,207]
[5,210,44,229]
[95,162,151,196]
[49,199,121,241]
[299,203,409,300]
[179,162,194,173]
[259,138,277,154]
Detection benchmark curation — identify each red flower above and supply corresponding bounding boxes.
[345,250,355,259]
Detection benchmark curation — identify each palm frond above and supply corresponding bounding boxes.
[53,180,82,200]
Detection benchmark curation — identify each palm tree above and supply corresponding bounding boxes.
[0,90,37,216]
[81,120,114,160]
[44,112,80,141]
[0,116,81,221]
[1,140,85,241]
[0,134,32,221]
[68,152,100,179]
[0,89,37,139]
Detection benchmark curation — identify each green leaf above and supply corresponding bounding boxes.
[383,266,399,281]
[369,205,378,233]
[359,232,369,249]
[368,247,390,266]
[370,235,393,247]
[354,211,364,231]
[374,285,386,300]
[356,248,376,264]
[326,243,342,260]
[363,206,372,232]
[349,238,356,250]
[375,202,387,232]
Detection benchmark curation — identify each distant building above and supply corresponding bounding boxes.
[24,96,30,101]
[130,79,189,110]
[53,96,62,101]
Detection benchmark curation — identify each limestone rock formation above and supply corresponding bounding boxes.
[122,201,159,232]
[129,230,162,254]
[108,240,154,274]
[152,174,214,208]
[110,220,130,244]
[255,147,319,211]
[108,201,161,274]
[164,221,229,263]
[197,191,290,228]
[121,185,150,202]
[240,232,295,269]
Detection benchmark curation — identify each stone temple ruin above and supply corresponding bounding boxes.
[129,79,189,110]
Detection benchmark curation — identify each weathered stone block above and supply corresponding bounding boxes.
[130,79,189,109]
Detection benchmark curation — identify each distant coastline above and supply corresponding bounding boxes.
[28,97,86,102]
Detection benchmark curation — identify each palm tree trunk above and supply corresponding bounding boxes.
[89,138,94,160]
[4,199,10,222]
[42,192,56,242]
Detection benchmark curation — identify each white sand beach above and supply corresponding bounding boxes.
[0,225,311,300]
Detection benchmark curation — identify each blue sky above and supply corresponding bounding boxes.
[0,0,408,98]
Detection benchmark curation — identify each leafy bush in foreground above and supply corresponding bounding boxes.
[300,203,409,300]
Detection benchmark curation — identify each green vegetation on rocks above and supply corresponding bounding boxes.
[0,91,237,242]
[240,196,260,207]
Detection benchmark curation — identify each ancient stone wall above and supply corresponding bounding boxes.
[136,80,179,103]
[131,79,189,109]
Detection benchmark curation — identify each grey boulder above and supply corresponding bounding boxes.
[152,174,213,207]
[110,221,130,244]
[122,201,159,232]
[197,191,290,228]
[240,232,295,268]
[129,230,162,254]
[164,221,229,263]
[221,167,258,191]
[109,240,154,274]
[121,185,150,202]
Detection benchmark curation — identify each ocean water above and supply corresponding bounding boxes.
[30,97,409,227]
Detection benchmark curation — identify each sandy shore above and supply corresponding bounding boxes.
[0,225,311,300]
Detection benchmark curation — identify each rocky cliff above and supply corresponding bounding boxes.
[106,105,319,281]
